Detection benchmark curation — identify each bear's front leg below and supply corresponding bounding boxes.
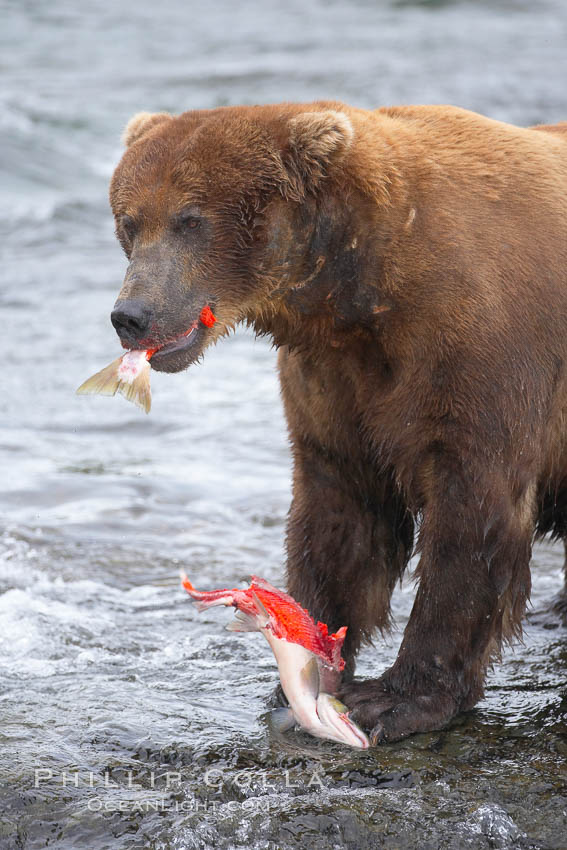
[340,466,534,743]
[285,443,414,676]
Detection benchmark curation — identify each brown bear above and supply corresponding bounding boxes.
[108,102,567,744]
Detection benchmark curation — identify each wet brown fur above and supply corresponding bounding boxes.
[110,102,567,743]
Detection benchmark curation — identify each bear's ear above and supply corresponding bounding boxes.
[284,110,354,196]
[122,111,172,147]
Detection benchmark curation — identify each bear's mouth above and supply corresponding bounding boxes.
[149,321,206,374]
[118,305,216,374]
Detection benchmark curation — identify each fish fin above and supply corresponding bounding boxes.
[225,610,259,632]
[314,693,371,748]
[76,357,123,398]
[251,591,270,628]
[300,657,320,699]
[117,366,151,413]
[77,357,151,414]
[269,707,297,733]
[329,625,348,670]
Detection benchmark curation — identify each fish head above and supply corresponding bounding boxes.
[315,693,370,749]
[269,650,369,749]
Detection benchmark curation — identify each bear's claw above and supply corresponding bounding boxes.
[338,678,459,744]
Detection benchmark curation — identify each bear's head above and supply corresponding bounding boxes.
[108,104,355,372]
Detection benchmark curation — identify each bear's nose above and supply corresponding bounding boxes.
[111,299,152,341]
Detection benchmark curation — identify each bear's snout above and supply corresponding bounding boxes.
[111,298,153,345]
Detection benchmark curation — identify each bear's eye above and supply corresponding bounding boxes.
[120,215,137,243]
[174,208,202,233]
[115,214,138,257]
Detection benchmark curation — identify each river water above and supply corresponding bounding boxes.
[1,1,566,848]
